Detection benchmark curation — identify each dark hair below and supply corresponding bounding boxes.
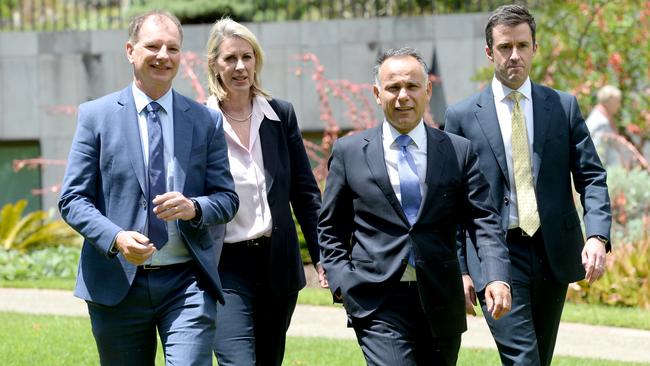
[485,4,536,51]
[374,47,428,84]
[128,10,183,44]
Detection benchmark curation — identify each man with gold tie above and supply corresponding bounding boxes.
[445,4,612,366]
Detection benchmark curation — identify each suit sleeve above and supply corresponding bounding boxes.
[284,102,323,266]
[459,139,511,285]
[317,140,354,294]
[195,109,239,226]
[567,96,612,249]
[444,107,470,275]
[58,103,122,256]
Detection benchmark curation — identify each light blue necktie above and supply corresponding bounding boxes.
[146,101,168,249]
[396,134,421,266]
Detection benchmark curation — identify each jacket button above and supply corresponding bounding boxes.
[504,197,509,206]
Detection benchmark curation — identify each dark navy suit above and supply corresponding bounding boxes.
[445,82,611,366]
[319,124,509,365]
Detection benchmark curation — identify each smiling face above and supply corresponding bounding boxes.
[214,36,256,99]
[486,22,537,90]
[373,55,432,134]
[126,15,181,99]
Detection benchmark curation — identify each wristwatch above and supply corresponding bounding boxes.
[592,235,609,246]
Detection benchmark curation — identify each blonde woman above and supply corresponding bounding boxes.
[205,17,325,365]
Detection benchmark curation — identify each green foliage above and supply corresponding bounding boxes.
[567,237,650,309]
[606,166,650,243]
[0,200,80,253]
[126,0,257,23]
[474,0,650,151]
[0,246,79,281]
[567,166,650,309]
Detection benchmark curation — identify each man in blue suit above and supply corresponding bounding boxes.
[319,47,512,366]
[445,5,612,366]
[59,10,238,365]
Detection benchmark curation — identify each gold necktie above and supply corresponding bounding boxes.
[509,91,540,236]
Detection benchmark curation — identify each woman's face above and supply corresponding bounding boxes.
[215,36,256,96]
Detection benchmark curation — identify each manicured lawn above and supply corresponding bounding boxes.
[0,312,645,366]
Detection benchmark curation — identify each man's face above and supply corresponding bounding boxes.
[126,16,182,98]
[486,23,537,90]
[373,56,432,134]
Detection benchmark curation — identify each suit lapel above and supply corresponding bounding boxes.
[172,91,193,193]
[118,86,146,195]
[419,125,447,212]
[259,117,279,194]
[363,126,409,225]
[475,87,510,186]
[531,83,550,184]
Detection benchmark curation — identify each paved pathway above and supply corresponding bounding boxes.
[1,288,650,364]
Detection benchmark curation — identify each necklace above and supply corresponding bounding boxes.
[221,107,252,122]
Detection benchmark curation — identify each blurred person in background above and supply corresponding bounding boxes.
[586,85,622,165]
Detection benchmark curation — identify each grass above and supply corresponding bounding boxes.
[0,278,75,291]
[0,311,645,366]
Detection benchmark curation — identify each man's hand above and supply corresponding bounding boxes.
[462,274,477,316]
[153,192,196,221]
[583,236,607,284]
[115,231,156,265]
[316,262,329,288]
[485,281,511,320]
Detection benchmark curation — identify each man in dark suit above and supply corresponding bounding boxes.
[318,47,512,366]
[58,11,238,365]
[444,5,612,366]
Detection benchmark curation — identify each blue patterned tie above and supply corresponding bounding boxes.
[146,102,168,249]
[396,134,421,266]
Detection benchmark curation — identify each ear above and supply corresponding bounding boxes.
[373,84,381,105]
[126,41,135,64]
[426,79,433,99]
[485,45,494,62]
[532,42,538,56]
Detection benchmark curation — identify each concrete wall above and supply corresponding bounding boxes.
[0,13,491,210]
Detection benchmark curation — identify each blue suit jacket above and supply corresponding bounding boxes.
[59,86,238,306]
[445,83,612,289]
[318,124,509,337]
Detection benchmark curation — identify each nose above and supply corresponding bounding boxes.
[510,47,521,61]
[235,58,245,70]
[397,87,409,101]
[157,45,170,60]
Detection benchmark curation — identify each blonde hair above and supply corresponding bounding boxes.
[206,17,270,101]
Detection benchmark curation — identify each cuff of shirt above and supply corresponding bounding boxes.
[108,231,123,257]
[487,280,510,290]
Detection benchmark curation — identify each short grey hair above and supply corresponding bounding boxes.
[374,47,429,85]
[597,85,622,104]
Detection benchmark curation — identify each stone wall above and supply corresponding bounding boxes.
[0,13,490,210]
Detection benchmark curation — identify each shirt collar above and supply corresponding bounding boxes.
[132,82,173,115]
[382,119,426,149]
[491,76,532,103]
[206,95,281,123]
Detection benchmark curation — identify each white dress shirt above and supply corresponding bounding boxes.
[132,83,191,265]
[491,77,535,229]
[382,120,427,281]
[207,95,278,243]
